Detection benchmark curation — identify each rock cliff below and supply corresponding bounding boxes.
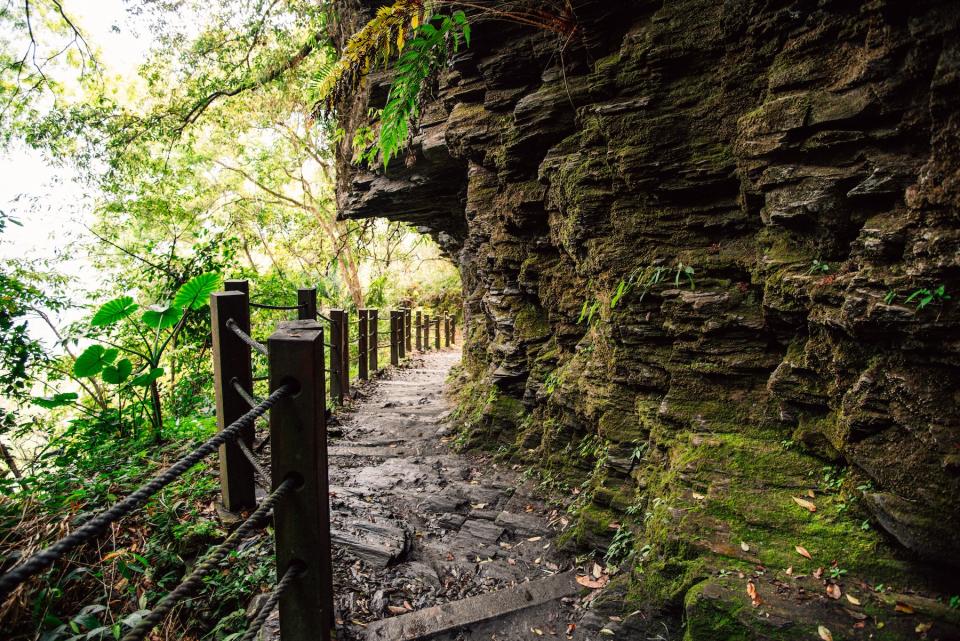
[333,1,960,637]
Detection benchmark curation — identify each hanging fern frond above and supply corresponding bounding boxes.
[312,0,424,108]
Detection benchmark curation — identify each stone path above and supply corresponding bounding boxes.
[262,348,592,641]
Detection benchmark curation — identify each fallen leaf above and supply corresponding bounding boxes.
[593,563,603,578]
[746,581,762,607]
[387,605,406,615]
[826,584,842,599]
[792,496,817,512]
[403,601,413,611]
[608,522,621,530]
[599,629,615,636]
[740,541,750,552]
[806,489,816,498]
[507,558,516,566]
[471,502,488,509]
[532,628,543,636]
[692,491,706,500]
[895,602,915,614]
[446,552,455,561]
[853,621,865,629]
[846,593,861,606]
[576,574,609,589]
[916,622,932,633]
[844,609,867,621]
[527,536,542,542]
[813,567,824,579]
[785,566,793,576]
[795,545,813,559]
[818,624,833,641]
[566,623,576,638]
[101,549,127,562]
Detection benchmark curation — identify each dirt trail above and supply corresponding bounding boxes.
[261,348,593,641]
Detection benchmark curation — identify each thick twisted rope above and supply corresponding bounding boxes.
[239,562,304,641]
[226,318,268,356]
[121,476,296,641]
[237,439,271,486]
[0,384,293,600]
[249,302,304,311]
[231,378,261,409]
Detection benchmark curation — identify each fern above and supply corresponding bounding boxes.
[373,11,470,166]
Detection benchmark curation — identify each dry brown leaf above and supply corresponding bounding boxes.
[785,566,793,576]
[592,563,603,578]
[576,574,609,589]
[608,522,621,530]
[895,602,915,614]
[740,541,750,552]
[916,622,932,633]
[387,605,406,615]
[813,566,824,579]
[532,628,543,636]
[818,625,833,641]
[746,581,762,607]
[792,496,817,512]
[826,584,842,599]
[403,600,413,611]
[566,623,576,639]
[507,558,516,566]
[527,536,542,542]
[845,593,861,606]
[795,545,813,559]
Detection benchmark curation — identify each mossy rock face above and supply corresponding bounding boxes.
[334,0,960,636]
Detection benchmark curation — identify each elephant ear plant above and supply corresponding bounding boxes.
[71,273,221,442]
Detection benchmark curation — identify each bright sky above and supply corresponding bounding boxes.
[0,1,152,336]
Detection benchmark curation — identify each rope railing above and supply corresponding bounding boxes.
[226,318,268,356]
[121,477,297,641]
[239,562,304,641]
[250,301,306,311]
[231,377,261,409]
[0,384,294,601]
[238,438,272,485]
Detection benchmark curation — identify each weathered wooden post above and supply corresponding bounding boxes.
[329,309,345,405]
[451,315,457,344]
[435,318,441,349]
[423,313,431,351]
[297,287,317,321]
[390,311,400,366]
[210,285,256,512]
[339,311,350,398]
[268,320,334,641]
[358,309,369,380]
[397,310,406,360]
[404,308,412,353]
[415,310,423,351]
[444,314,451,347]
[369,309,379,373]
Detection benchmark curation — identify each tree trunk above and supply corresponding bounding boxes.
[0,439,22,480]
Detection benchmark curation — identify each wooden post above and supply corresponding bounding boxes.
[210,289,256,512]
[358,310,369,380]
[451,316,457,344]
[369,309,379,373]
[404,308,412,353]
[329,309,344,405]
[340,311,350,398]
[397,310,406,360]
[444,314,451,347]
[435,318,441,349]
[390,311,400,366]
[297,288,317,321]
[268,320,333,641]
[415,311,422,351]
[423,314,430,351]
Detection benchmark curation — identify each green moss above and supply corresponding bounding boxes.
[514,303,551,341]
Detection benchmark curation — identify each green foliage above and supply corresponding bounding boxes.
[171,272,221,311]
[372,11,471,167]
[904,284,950,310]
[605,525,635,566]
[73,345,120,378]
[808,258,830,275]
[91,297,139,327]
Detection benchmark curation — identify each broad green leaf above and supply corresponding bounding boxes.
[102,358,133,384]
[74,345,113,378]
[91,296,138,327]
[31,392,79,409]
[172,272,221,311]
[131,367,164,387]
[142,304,182,329]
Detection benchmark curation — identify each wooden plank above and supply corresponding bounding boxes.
[364,571,579,641]
[297,287,317,321]
[358,309,369,380]
[369,309,379,372]
[329,309,344,404]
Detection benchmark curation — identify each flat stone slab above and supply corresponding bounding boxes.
[364,570,579,641]
[330,517,411,568]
